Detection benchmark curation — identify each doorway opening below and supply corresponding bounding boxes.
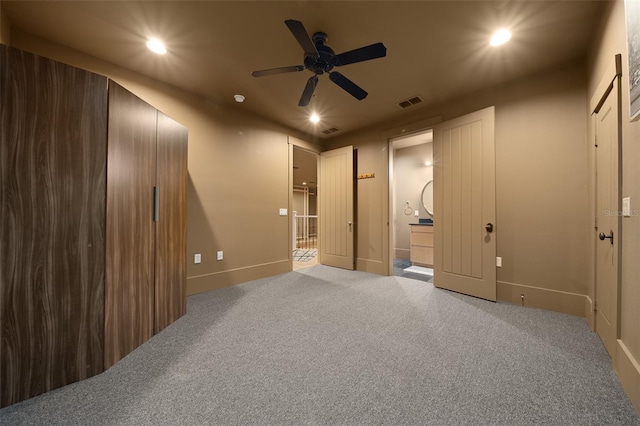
[292,146,319,270]
[390,130,434,283]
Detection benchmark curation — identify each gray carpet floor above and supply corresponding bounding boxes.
[1,265,638,425]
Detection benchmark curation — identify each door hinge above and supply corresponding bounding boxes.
[593,300,597,313]
[594,217,598,229]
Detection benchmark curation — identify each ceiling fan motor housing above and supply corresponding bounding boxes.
[304,32,335,75]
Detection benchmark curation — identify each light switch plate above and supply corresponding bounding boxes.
[194,253,201,264]
[279,208,288,216]
[216,251,223,261]
[623,197,631,217]
[414,210,419,217]
[496,257,502,267]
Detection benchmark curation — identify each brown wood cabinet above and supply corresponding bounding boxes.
[410,225,434,267]
[0,45,187,407]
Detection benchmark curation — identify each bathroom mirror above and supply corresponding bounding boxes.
[421,180,433,217]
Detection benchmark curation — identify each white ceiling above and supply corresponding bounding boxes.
[2,1,605,141]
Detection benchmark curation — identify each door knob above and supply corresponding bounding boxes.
[599,231,614,244]
[485,223,494,233]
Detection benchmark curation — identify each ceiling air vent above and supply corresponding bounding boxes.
[397,95,424,109]
[321,127,341,135]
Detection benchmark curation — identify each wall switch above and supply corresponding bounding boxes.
[216,251,223,261]
[279,208,288,216]
[496,257,502,267]
[194,253,201,264]
[414,210,419,217]
[623,197,631,217]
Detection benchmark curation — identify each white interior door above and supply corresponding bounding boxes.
[319,146,354,270]
[433,106,496,301]
[594,77,620,359]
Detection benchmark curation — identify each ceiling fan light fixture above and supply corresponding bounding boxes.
[310,113,320,123]
[490,29,511,46]
[146,38,167,54]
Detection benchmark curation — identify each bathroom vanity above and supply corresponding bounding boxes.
[410,223,433,267]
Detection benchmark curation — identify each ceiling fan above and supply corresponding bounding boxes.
[252,19,387,107]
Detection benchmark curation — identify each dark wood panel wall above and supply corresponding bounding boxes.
[155,112,188,333]
[1,46,188,407]
[0,45,108,407]
[104,82,157,370]
[104,84,188,369]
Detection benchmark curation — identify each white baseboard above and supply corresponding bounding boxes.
[615,340,640,414]
[356,258,387,276]
[497,280,588,318]
[186,259,290,295]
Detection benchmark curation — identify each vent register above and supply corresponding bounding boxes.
[321,127,340,135]
[318,95,423,136]
[397,95,424,109]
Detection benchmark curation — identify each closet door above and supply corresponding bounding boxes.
[154,112,188,333]
[104,82,156,369]
[0,45,108,407]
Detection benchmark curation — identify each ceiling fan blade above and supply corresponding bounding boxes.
[299,75,318,107]
[252,65,305,77]
[329,72,368,100]
[285,19,319,59]
[335,42,387,66]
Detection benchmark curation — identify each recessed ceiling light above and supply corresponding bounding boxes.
[146,38,166,54]
[490,29,511,46]
[234,94,245,103]
[310,113,320,123]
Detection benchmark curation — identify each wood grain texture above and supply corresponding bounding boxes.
[154,112,188,333]
[0,45,108,407]
[104,82,156,369]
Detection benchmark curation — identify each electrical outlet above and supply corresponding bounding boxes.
[194,253,201,264]
[414,210,419,217]
[496,257,502,267]
[217,251,223,261]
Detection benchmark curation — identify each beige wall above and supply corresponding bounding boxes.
[588,0,640,412]
[329,62,589,306]
[7,29,321,295]
[393,143,432,259]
